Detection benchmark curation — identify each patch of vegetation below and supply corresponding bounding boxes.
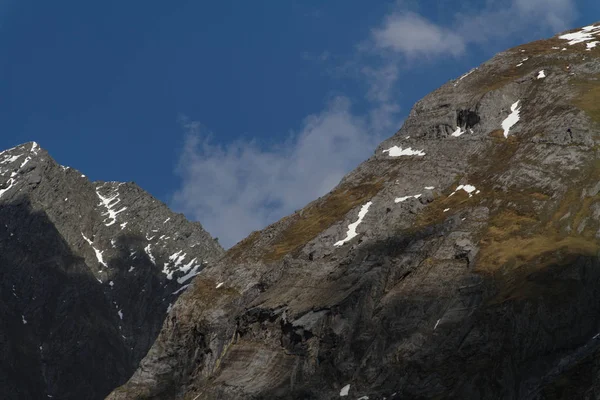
[410,124,600,304]
[263,178,384,262]
[571,76,600,124]
[226,231,261,262]
[471,36,581,95]
[477,160,600,302]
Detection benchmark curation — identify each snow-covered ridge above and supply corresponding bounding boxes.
[0,142,43,199]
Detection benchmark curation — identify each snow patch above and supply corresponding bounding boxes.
[395,194,421,203]
[144,244,156,265]
[216,282,224,289]
[96,185,127,227]
[516,57,528,67]
[169,250,187,268]
[340,384,350,397]
[118,309,123,320]
[334,202,372,247]
[501,101,521,138]
[0,178,17,198]
[451,126,465,137]
[454,68,476,86]
[382,146,425,157]
[22,315,27,324]
[177,264,202,284]
[172,284,191,295]
[0,154,22,164]
[449,184,479,198]
[537,70,546,79]
[559,24,600,45]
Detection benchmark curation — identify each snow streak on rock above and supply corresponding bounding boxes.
[502,101,521,138]
[335,202,372,247]
[81,233,108,268]
[144,244,156,265]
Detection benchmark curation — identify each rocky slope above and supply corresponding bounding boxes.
[109,23,600,400]
[0,142,223,400]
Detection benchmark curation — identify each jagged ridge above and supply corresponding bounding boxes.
[0,142,224,399]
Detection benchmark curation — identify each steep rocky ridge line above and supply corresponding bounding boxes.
[0,142,224,400]
[109,22,600,399]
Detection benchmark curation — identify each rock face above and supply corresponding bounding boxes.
[0,142,224,400]
[109,23,600,400]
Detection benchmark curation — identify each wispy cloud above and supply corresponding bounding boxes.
[172,99,386,248]
[371,12,466,58]
[171,0,579,248]
[366,0,578,60]
[513,0,577,32]
[456,0,578,44]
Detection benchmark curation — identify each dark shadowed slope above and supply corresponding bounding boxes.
[0,142,223,399]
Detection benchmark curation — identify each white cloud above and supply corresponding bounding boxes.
[172,98,388,248]
[362,64,399,103]
[455,0,577,45]
[171,0,578,248]
[372,12,466,58]
[369,0,577,59]
[513,0,576,31]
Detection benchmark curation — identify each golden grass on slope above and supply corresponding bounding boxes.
[263,178,384,262]
[571,77,600,124]
[477,162,600,303]
[226,231,261,262]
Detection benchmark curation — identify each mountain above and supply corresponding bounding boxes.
[0,142,223,400]
[108,23,600,399]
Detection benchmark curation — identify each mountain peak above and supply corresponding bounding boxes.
[108,21,600,400]
[0,142,224,399]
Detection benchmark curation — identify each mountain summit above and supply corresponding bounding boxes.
[0,142,223,399]
[106,22,600,400]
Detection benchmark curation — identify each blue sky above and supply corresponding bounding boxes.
[0,0,597,247]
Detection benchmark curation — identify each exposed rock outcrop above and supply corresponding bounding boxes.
[109,23,600,400]
[0,142,223,400]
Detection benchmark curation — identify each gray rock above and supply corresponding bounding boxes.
[0,142,224,400]
[108,22,600,400]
